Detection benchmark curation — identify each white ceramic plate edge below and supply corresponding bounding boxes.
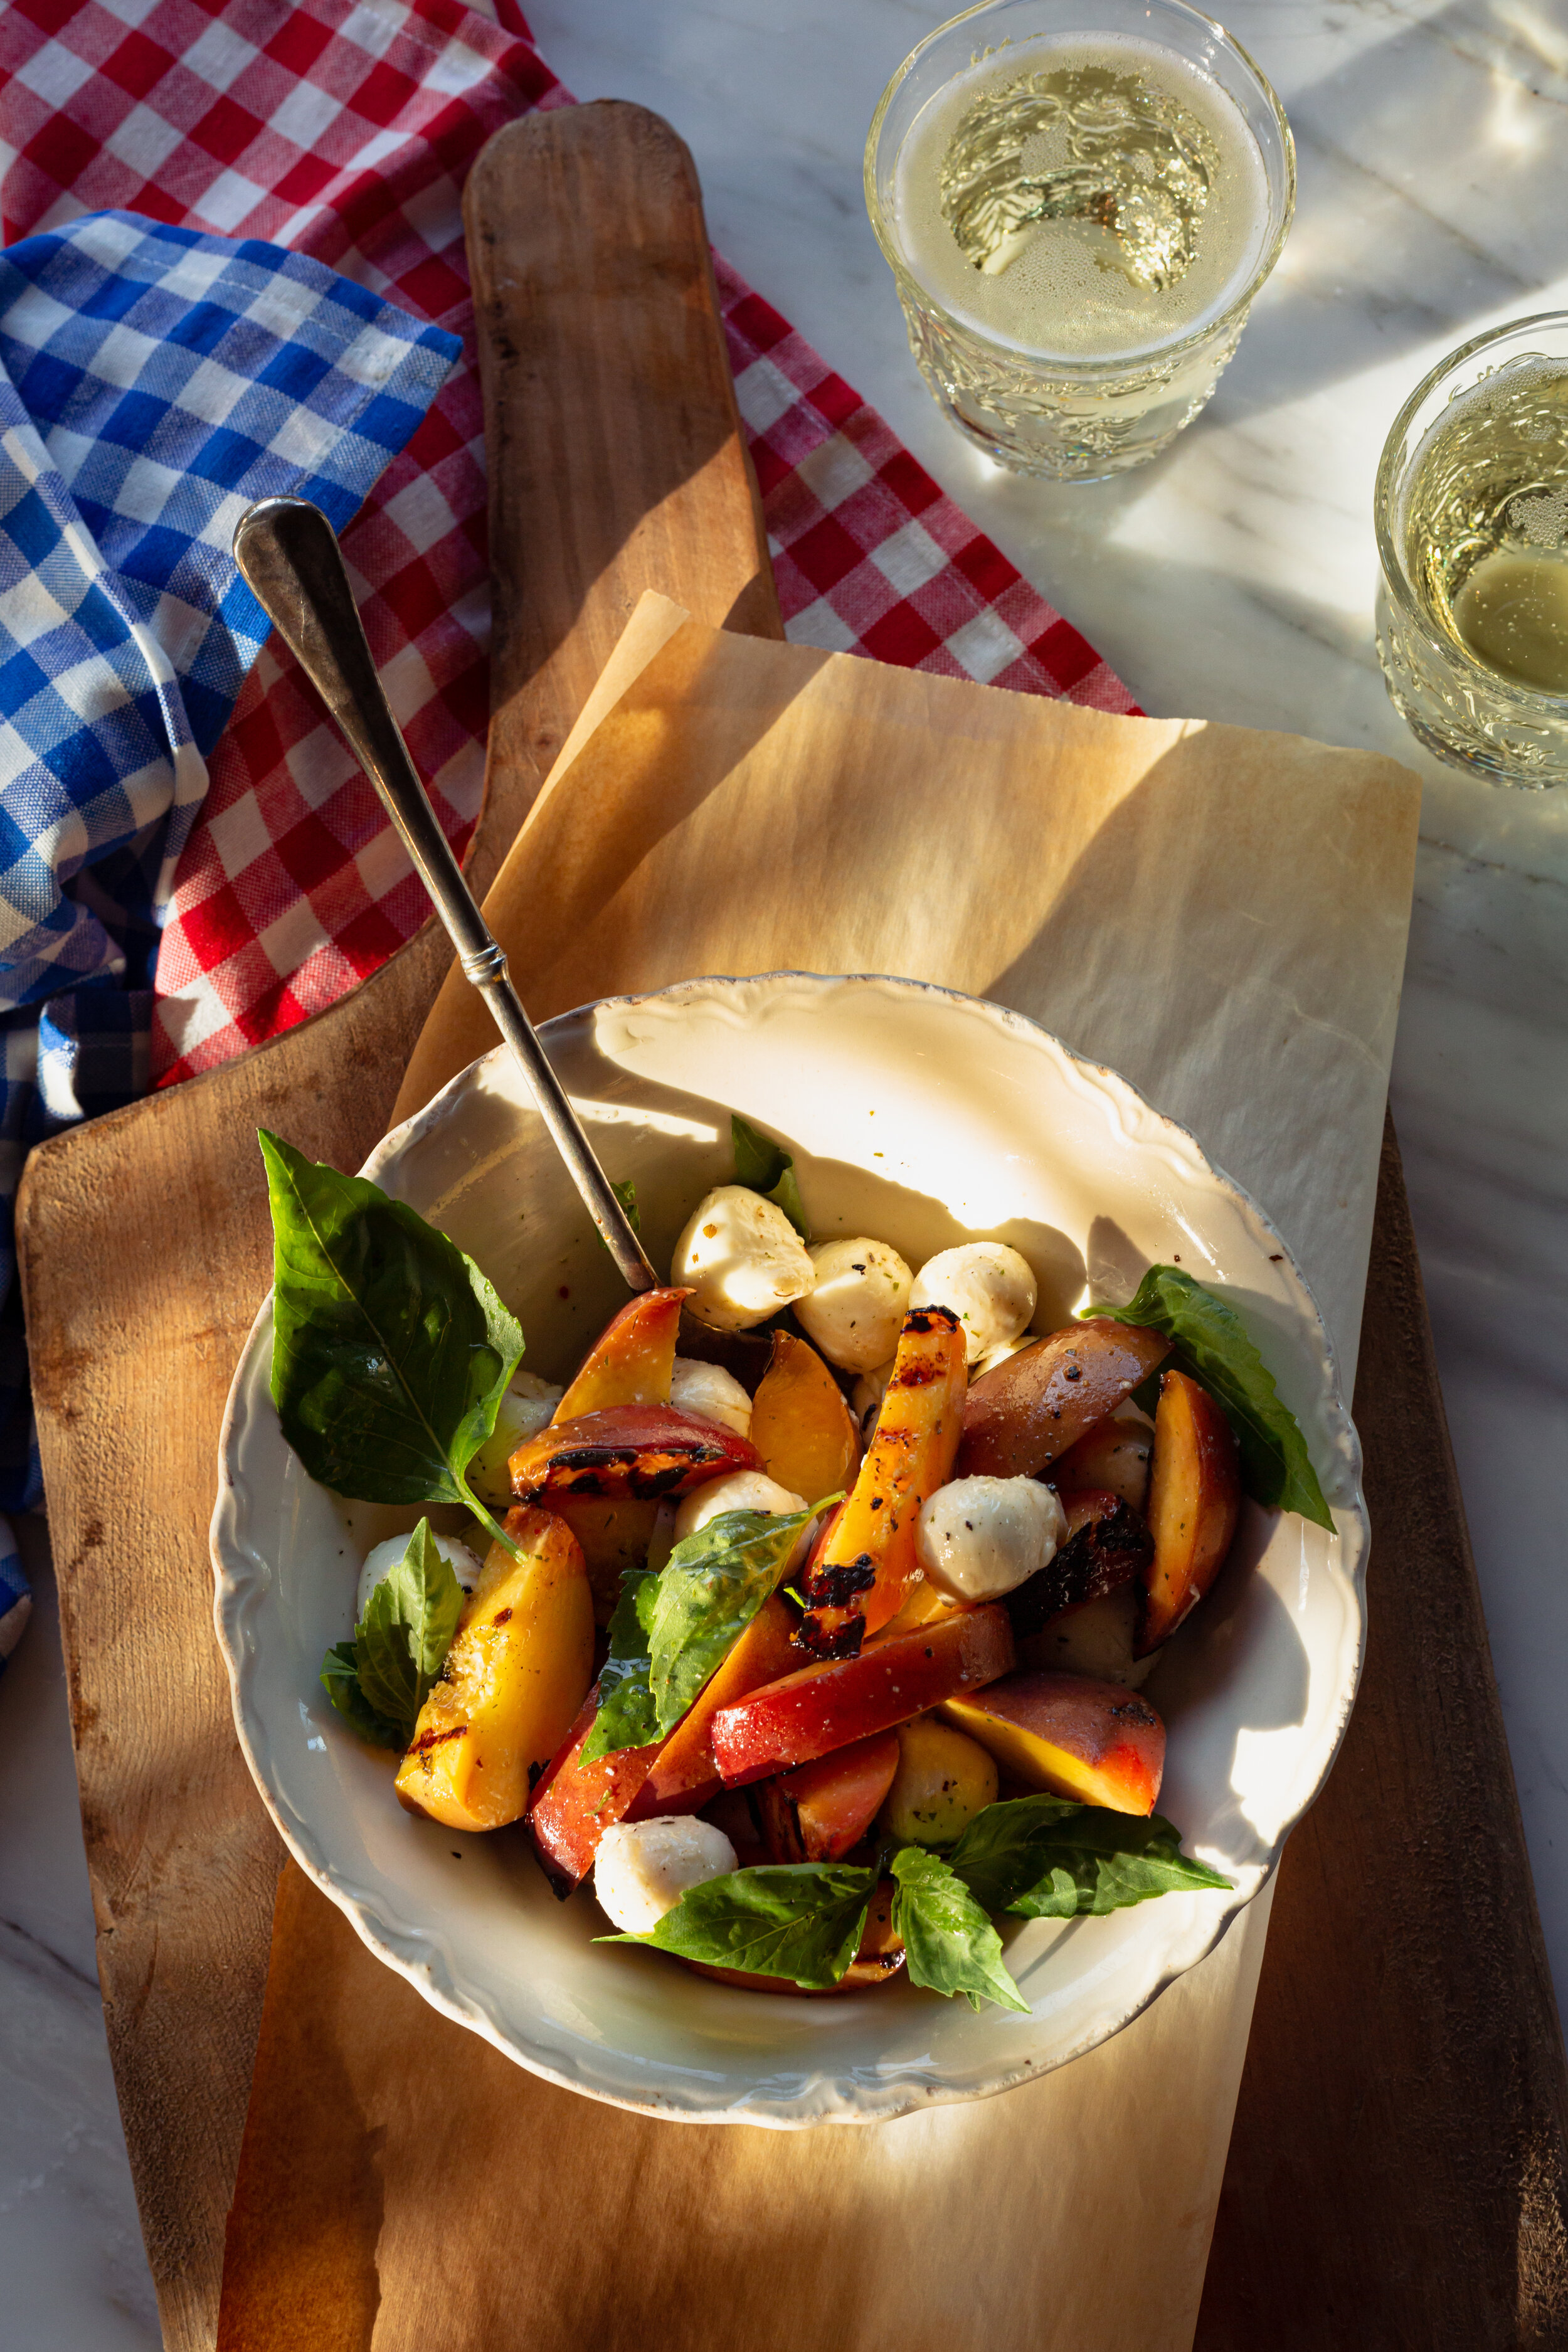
[212,972,1369,2126]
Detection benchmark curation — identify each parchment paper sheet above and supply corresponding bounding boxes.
[219,600,1420,2352]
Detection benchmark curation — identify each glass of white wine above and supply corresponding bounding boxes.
[1377,315,1568,788]
[865,0,1295,480]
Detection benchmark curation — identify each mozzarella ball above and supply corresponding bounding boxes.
[466,1370,564,1507]
[669,1357,753,1440]
[851,1355,897,1442]
[910,1243,1038,1364]
[916,1475,1066,1603]
[794,1237,913,1374]
[882,1717,999,1846]
[356,1529,483,1623]
[674,1470,812,1568]
[672,1186,815,1333]
[595,1816,738,1934]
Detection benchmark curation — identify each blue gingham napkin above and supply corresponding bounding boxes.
[0,210,460,1670]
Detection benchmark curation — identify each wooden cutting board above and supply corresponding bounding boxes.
[15,95,1568,2352]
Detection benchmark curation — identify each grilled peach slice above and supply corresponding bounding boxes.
[1024,1584,1156,1688]
[797,1305,967,1653]
[1004,1487,1152,1641]
[880,1576,964,1636]
[942,1670,1165,1816]
[549,1496,662,1624]
[509,1404,759,1503]
[553,1286,688,1419]
[532,1599,802,1885]
[956,1321,1170,1480]
[1051,1411,1153,1513]
[755,1729,901,1863]
[528,1692,662,1892]
[1141,1370,1241,1653]
[750,1330,859,1504]
[395,1507,594,1833]
[628,1595,800,1819]
[711,1603,1014,1786]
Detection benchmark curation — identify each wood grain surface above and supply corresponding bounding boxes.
[1196,1117,1568,2349]
[14,102,781,2352]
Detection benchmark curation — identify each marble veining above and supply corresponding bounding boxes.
[6,1,1567,2333]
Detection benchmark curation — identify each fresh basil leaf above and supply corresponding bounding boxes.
[947,1793,1233,1921]
[603,1862,876,1989]
[1083,1264,1332,1529]
[944,1791,1086,1912]
[261,1132,525,1540]
[646,1504,825,1735]
[612,1178,642,1236]
[320,1640,403,1749]
[1007,1810,1233,1919]
[352,1519,465,1740]
[1019,1867,1082,1920]
[731,1113,809,1238]
[769,1163,808,1239]
[318,1519,465,1748]
[890,1846,1029,2013]
[731,1113,788,1194]
[580,1570,661,1763]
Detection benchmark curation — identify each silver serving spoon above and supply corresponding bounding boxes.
[233,495,657,1293]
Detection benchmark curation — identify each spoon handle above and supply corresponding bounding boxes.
[233,495,657,1293]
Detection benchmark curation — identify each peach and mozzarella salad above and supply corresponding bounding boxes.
[261,1115,1330,2009]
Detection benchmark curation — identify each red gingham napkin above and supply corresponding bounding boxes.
[0,0,1136,1086]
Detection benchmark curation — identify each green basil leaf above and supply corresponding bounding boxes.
[1007,1811,1233,1919]
[1083,1264,1333,1529]
[731,1113,809,1239]
[320,1640,403,1749]
[890,1846,1029,2013]
[612,1179,642,1236]
[319,1520,464,1748]
[944,1791,1086,1912]
[1020,1867,1082,1920]
[352,1519,465,1744]
[731,1113,788,1194]
[580,1570,661,1764]
[603,1862,876,1989]
[260,1129,524,1515]
[646,1505,824,1735]
[768,1163,808,1239]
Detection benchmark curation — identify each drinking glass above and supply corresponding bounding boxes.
[1376,314,1568,788]
[865,0,1295,480]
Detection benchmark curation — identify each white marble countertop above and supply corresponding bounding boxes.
[7,2,1567,2336]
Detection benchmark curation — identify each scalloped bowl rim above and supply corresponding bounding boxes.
[212,970,1369,2126]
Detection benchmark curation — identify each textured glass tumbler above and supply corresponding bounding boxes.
[865,0,1295,481]
[1376,315,1568,788]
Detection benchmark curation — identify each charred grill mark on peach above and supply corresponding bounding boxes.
[1005,1492,1153,1640]
[803,1554,877,1608]
[408,1724,467,1758]
[793,1613,866,1660]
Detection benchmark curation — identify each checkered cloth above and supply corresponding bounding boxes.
[0,0,1135,1665]
[0,203,458,1643]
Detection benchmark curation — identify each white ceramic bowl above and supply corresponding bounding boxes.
[213,973,1367,2126]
